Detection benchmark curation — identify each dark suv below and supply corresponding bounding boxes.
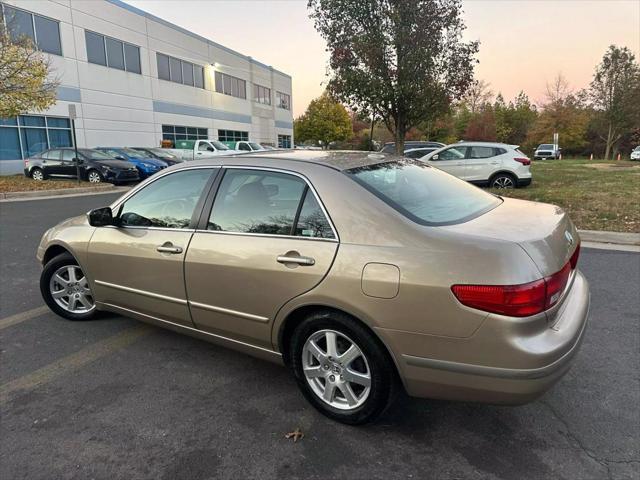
[24,148,139,184]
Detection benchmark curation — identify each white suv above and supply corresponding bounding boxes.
[416,142,532,188]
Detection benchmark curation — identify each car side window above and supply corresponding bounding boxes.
[42,150,61,160]
[494,148,507,156]
[238,143,251,151]
[119,169,214,229]
[436,147,467,161]
[208,169,307,235]
[468,146,495,159]
[61,150,75,162]
[404,150,425,159]
[294,189,335,239]
[198,142,211,152]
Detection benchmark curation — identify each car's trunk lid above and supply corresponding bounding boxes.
[442,197,579,277]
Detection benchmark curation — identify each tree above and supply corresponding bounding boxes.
[308,0,478,153]
[589,45,640,160]
[462,79,493,114]
[0,21,58,118]
[294,92,352,148]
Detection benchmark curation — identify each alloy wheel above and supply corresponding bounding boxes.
[493,176,515,189]
[32,169,44,181]
[88,171,102,183]
[49,265,95,314]
[302,329,372,410]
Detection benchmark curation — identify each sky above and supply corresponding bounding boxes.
[127,0,640,117]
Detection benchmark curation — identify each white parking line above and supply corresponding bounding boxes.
[0,306,50,331]
[0,325,151,404]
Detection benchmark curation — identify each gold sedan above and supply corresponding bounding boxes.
[37,151,589,424]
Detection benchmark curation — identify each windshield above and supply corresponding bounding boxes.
[120,148,146,157]
[147,148,176,159]
[211,141,229,150]
[634,146,640,151]
[249,142,263,150]
[346,160,502,226]
[78,149,116,160]
[538,144,554,149]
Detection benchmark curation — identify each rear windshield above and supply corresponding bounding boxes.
[346,160,502,226]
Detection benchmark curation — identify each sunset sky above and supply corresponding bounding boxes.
[127,0,640,117]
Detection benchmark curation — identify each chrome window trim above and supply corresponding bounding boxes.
[193,229,337,243]
[208,164,340,242]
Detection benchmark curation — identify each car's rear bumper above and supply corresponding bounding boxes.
[379,270,590,405]
[517,177,532,187]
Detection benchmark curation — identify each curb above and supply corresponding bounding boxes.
[0,185,128,200]
[578,229,640,246]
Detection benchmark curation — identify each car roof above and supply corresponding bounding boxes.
[176,150,397,172]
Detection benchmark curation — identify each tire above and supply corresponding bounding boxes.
[289,310,398,425]
[490,172,517,189]
[40,252,97,321]
[87,169,103,183]
[31,167,45,181]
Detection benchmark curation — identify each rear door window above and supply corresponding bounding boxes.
[346,160,501,226]
[468,146,495,159]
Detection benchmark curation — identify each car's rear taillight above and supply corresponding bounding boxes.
[452,245,580,317]
[514,157,531,166]
[451,280,546,317]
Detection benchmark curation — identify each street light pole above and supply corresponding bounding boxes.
[68,104,80,184]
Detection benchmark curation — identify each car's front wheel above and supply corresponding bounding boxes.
[289,311,398,424]
[490,173,516,189]
[40,252,96,321]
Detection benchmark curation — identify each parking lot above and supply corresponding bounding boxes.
[0,192,638,480]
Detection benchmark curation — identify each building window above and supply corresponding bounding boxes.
[214,71,246,99]
[278,134,292,149]
[156,53,205,89]
[85,30,141,74]
[276,92,291,110]
[253,84,271,105]
[218,130,248,143]
[0,115,72,160]
[162,125,208,146]
[1,4,62,55]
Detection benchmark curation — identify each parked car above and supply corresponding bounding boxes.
[234,141,266,152]
[37,151,588,425]
[418,142,532,188]
[130,147,183,165]
[96,147,168,179]
[534,144,561,160]
[380,141,445,154]
[163,139,239,161]
[24,148,139,184]
[403,147,438,159]
[631,146,640,161]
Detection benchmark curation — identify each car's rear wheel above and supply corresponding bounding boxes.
[87,169,103,183]
[40,252,96,321]
[31,168,45,181]
[289,310,398,425]
[490,173,516,189]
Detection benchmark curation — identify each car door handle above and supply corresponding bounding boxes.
[277,255,315,266]
[157,244,183,254]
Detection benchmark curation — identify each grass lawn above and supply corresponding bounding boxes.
[490,159,640,233]
[0,175,108,194]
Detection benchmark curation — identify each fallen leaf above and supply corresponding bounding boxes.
[285,427,304,442]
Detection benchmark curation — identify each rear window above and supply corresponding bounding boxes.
[346,160,502,226]
[78,149,115,160]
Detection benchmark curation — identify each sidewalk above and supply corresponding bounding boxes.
[0,185,130,201]
[578,230,640,246]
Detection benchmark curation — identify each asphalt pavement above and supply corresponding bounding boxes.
[0,193,638,480]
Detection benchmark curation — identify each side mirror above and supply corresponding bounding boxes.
[88,206,113,227]
[74,157,83,164]
[116,155,126,161]
[432,154,439,160]
[207,146,214,152]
